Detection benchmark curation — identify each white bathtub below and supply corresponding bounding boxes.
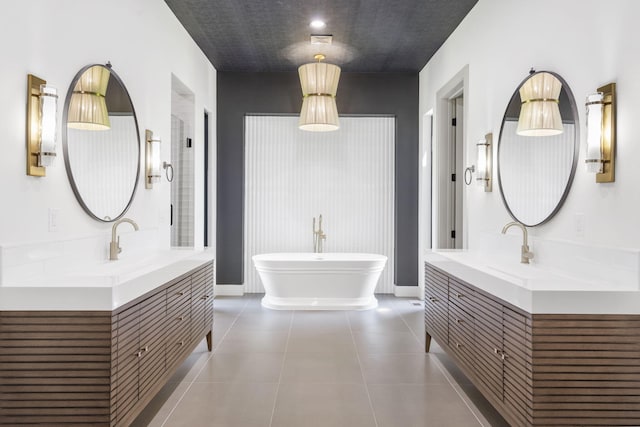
[252,253,387,310]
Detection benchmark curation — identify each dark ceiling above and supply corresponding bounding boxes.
[164,0,478,73]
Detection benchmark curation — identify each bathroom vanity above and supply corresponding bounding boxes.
[0,250,214,426]
[425,252,640,427]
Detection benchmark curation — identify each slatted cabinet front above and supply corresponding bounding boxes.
[425,262,640,427]
[0,261,214,427]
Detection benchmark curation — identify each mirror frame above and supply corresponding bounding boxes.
[497,70,580,227]
[62,63,141,223]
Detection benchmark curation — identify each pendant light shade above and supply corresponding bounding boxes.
[516,72,563,137]
[298,56,341,131]
[67,65,111,131]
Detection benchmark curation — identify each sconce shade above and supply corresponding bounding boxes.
[585,92,604,173]
[145,129,162,189]
[39,85,58,167]
[585,83,616,182]
[67,65,111,131]
[517,72,563,137]
[298,60,340,131]
[26,74,58,176]
[476,133,493,192]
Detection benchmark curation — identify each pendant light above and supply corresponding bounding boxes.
[67,65,111,131]
[516,72,563,136]
[298,54,341,131]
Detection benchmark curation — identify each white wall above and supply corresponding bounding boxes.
[0,0,216,254]
[420,0,640,252]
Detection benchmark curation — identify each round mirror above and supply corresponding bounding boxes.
[63,64,140,222]
[497,71,579,226]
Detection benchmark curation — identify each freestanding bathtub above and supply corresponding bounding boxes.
[252,253,387,310]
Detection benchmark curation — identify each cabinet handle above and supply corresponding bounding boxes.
[201,295,210,300]
[135,351,142,358]
[176,291,184,296]
[142,345,149,353]
[428,296,438,302]
[178,340,184,347]
[455,342,461,349]
[178,315,185,321]
[456,318,463,324]
[494,348,506,360]
[456,293,463,298]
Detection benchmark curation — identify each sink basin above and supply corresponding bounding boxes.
[66,249,199,285]
[11,249,200,288]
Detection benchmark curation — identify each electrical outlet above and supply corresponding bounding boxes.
[48,208,60,232]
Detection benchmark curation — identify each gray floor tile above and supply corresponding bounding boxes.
[281,352,364,384]
[231,310,293,332]
[162,382,278,427]
[287,331,357,353]
[271,383,376,427]
[215,330,289,353]
[353,331,423,354]
[195,352,285,383]
[145,294,509,427]
[360,353,449,384]
[368,383,483,427]
[291,310,350,332]
[348,310,412,333]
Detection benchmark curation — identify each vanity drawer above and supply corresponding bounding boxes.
[448,278,475,309]
[425,264,448,294]
[167,277,191,307]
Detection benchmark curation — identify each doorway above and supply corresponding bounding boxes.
[433,69,467,250]
[170,76,195,247]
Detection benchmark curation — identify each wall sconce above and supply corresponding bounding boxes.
[517,71,563,136]
[298,54,341,131]
[67,65,111,131]
[145,129,161,189]
[476,133,492,192]
[26,74,58,177]
[585,83,616,183]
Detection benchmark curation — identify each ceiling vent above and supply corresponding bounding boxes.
[310,35,333,45]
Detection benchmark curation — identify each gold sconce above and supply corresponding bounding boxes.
[67,65,111,131]
[145,130,162,189]
[476,133,492,192]
[585,83,616,183]
[26,74,58,177]
[298,54,341,131]
[517,71,563,137]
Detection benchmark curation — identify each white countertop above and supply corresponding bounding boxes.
[426,250,640,314]
[0,249,215,311]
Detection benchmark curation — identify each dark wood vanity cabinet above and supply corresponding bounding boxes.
[0,261,214,427]
[425,262,640,427]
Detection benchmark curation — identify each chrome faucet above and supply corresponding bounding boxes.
[110,218,139,260]
[313,215,326,253]
[501,221,534,264]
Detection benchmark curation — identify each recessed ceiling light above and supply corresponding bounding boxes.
[310,20,326,29]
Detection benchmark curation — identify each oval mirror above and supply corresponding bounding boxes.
[63,64,140,222]
[497,71,579,226]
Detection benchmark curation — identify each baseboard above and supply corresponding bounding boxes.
[214,284,245,296]
[394,285,420,298]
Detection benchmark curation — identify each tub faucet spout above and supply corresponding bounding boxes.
[313,215,326,253]
[501,221,534,264]
[110,218,139,260]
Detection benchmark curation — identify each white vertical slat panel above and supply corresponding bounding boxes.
[244,116,395,293]
[499,121,575,225]
[67,116,138,220]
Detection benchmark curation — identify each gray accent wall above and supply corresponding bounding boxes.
[217,72,419,287]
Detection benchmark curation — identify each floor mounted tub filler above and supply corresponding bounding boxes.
[252,252,387,310]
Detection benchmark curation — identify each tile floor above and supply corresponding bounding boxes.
[132,295,509,427]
